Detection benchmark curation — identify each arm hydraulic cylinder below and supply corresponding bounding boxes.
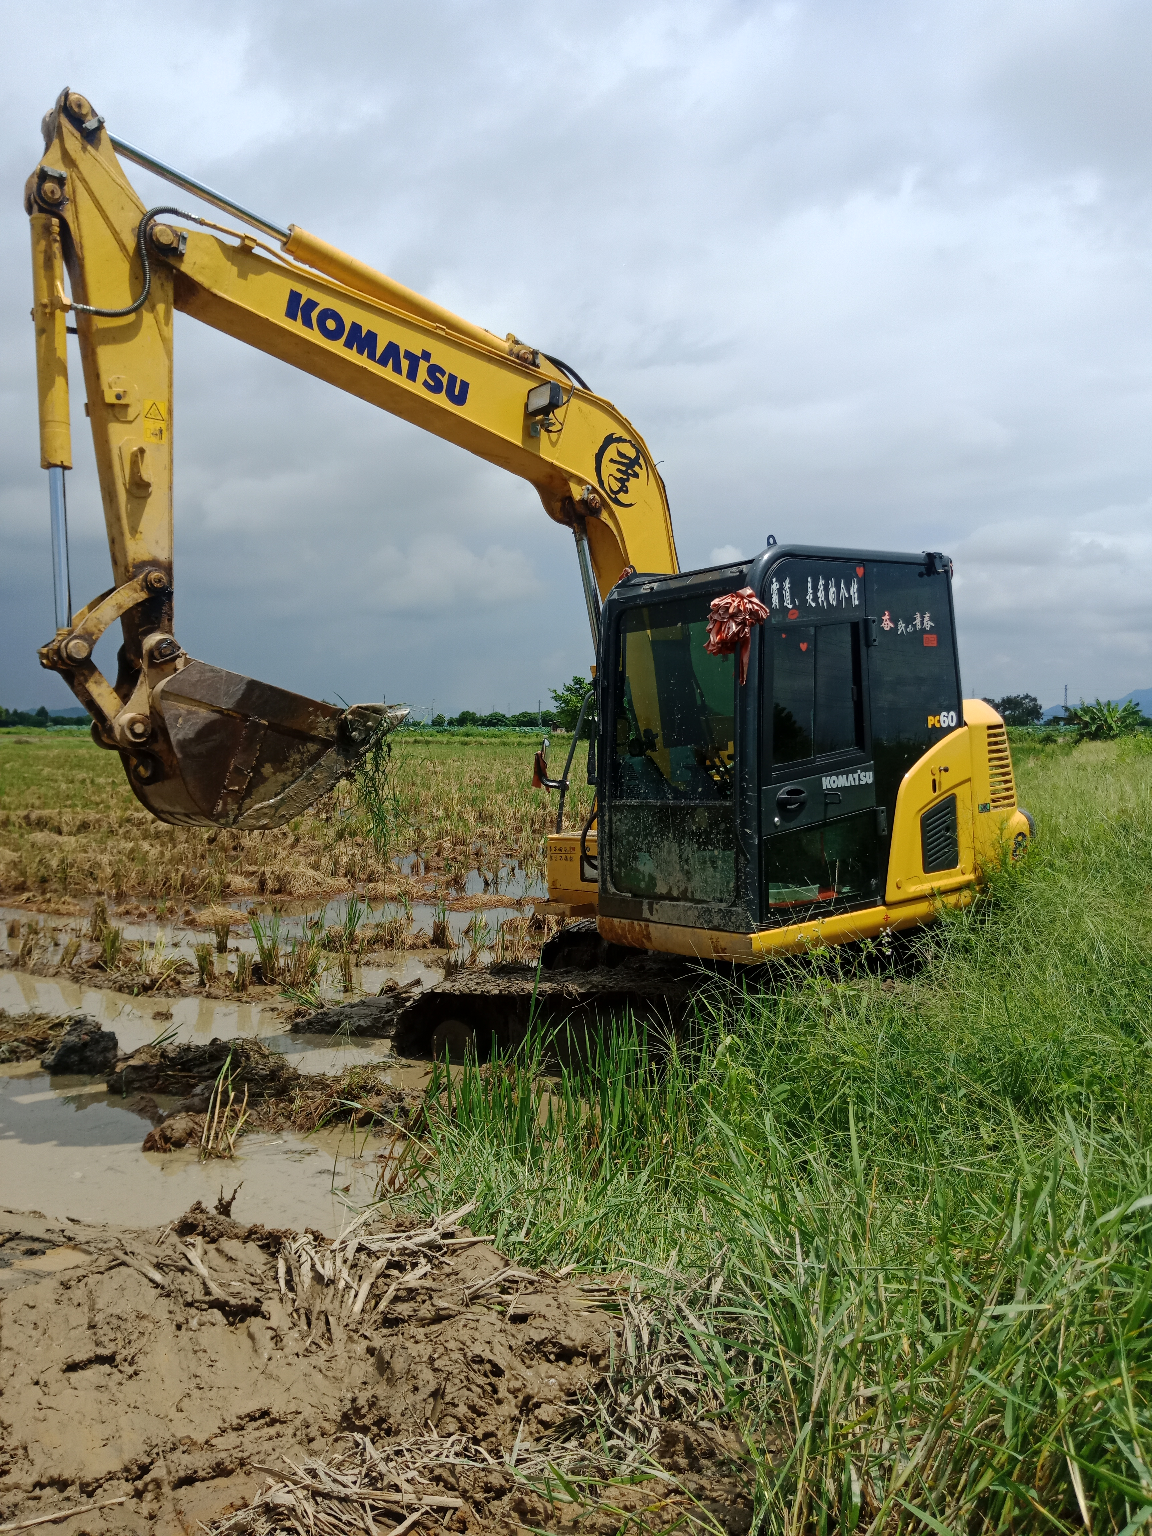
[30,213,73,629]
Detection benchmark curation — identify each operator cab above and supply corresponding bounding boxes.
[595,545,962,935]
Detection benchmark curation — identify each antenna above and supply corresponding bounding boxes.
[1064,683,1068,709]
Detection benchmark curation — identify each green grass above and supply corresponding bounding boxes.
[408,734,1152,1532]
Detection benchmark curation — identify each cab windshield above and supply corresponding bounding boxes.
[609,596,737,906]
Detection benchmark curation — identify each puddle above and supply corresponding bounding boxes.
[0,1063,408,1236]
[12,1245,89,1272]
[0,894,479,1235]
[1,850,545,963]
[0,967,450,1085]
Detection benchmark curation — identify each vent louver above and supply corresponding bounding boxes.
[986,724,1016,808]
[921,793,959,874]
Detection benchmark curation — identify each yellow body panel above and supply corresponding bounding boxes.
[542,830,599,918]
[589,700,1031,961]
[600,890,975,962]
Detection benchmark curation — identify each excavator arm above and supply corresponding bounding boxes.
[26,89,678,828]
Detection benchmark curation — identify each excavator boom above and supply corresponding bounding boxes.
[27,89,677,827]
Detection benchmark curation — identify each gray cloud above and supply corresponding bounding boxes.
[3,0,1151,716]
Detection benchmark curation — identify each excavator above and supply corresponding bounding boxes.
[26,89,1031,1050]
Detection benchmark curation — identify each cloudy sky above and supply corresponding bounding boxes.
[3,1,1151,716]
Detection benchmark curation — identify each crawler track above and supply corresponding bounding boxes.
[394,921,701,1057]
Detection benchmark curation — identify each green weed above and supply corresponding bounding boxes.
[406,738,1152,1531]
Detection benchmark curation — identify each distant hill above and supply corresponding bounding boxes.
[1042,688,1152,721]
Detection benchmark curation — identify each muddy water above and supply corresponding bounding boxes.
[0,961,441,1236]
[2,901,453,1010]
[1,887,529,1001]
[0,1056,404,1234]
[0,957,443,1064]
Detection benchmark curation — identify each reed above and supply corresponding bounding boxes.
[249,910,282,982]
[200,1051,251,1159]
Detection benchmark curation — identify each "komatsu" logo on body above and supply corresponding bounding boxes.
[284,290,470,407]
[821,769,873,790]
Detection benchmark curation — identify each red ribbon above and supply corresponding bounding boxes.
[704,587,769,684]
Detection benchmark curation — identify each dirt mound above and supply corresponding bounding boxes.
[107,1035,300,1101]
[0,1009,78,1064]
[292,980,423,1036]
[0,1204,749,1535]
[40,1014,119,1073]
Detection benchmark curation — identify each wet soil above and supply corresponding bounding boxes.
[0,1205,750,1536]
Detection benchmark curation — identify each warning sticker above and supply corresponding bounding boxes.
[143,400,167,444]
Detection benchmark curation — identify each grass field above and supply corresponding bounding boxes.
[0,726,592,907]
[407,733,1152,1532]
[6,726,1152,1529]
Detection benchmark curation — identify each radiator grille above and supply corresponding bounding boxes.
[921,794,959,874]
[986,724,1016,808]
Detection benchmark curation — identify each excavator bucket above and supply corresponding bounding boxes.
[114,659,407,829]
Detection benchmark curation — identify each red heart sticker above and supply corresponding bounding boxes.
[856,566,864,577]
[799,642,808,651]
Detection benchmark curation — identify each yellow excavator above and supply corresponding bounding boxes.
[26,89,1030,1043]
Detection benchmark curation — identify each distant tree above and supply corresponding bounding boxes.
[983,693,1043,727]
[478,711,511,728]
[549,675,593,731]
[431,713,446,727]
[1067,698,1148,741]
[452,710,481,727]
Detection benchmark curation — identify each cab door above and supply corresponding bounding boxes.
[759,562,883,920]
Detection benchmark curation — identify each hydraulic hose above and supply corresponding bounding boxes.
[555,691,595,834]
[542,354,591,392]
[69,205,194,317]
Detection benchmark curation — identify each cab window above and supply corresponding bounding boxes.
[769,621,863,771]
[609,596,737,907]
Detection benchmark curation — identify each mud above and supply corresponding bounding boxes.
[393,955,697,1056]
[40,1013,120,1074]
[0,1205,750,1535]
[107,1036,302,1103]
[292,980,424,1036]
[104,1036,426,1145]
